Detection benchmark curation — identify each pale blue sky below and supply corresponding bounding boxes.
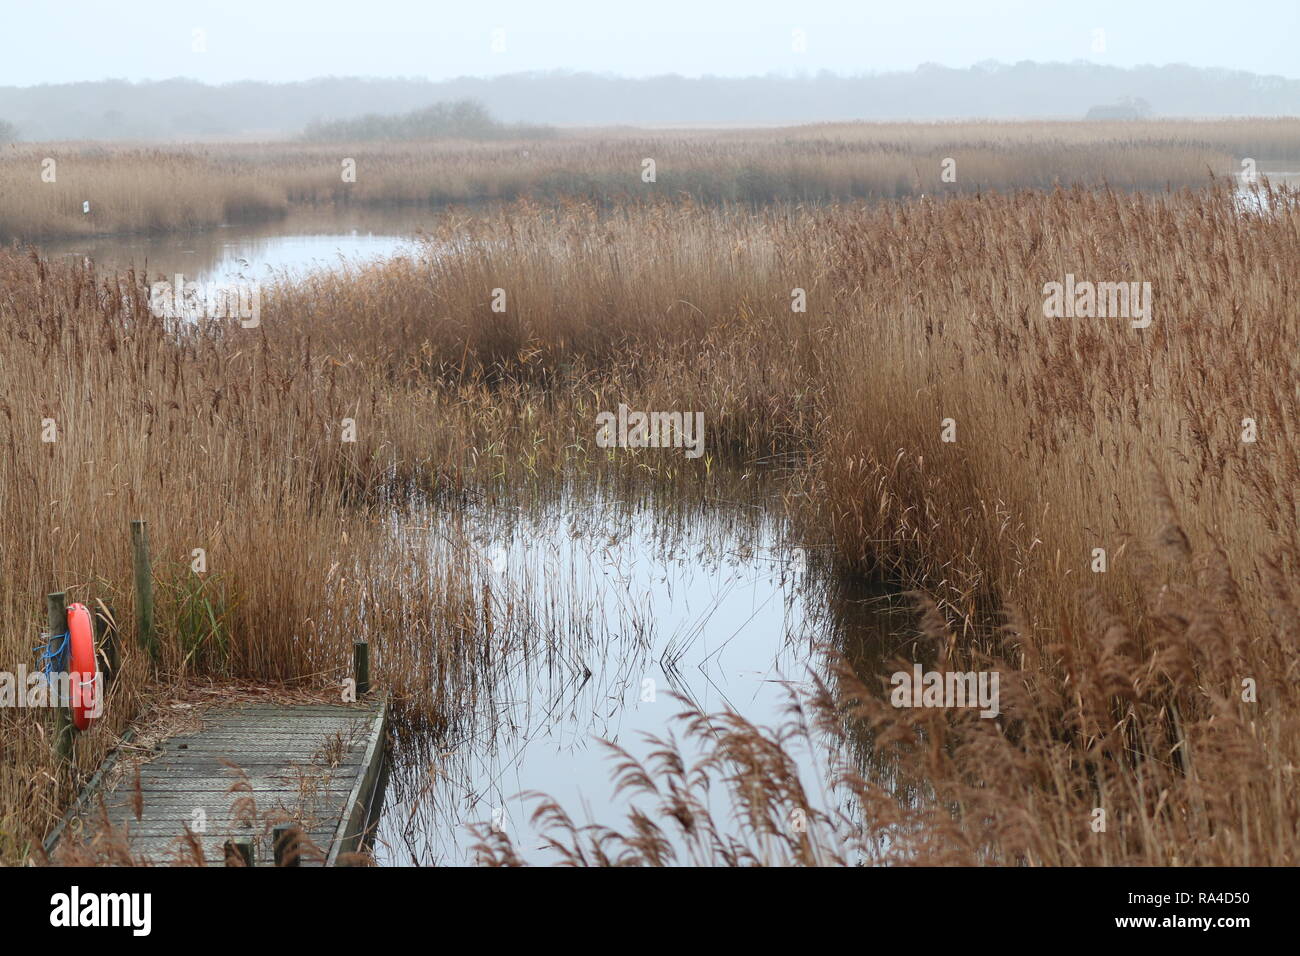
[3,0,1297,85]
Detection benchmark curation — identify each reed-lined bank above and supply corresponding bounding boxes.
[5,118,1300,242]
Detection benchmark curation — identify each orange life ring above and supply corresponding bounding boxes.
[66,602,99,730]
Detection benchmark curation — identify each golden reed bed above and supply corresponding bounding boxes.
[2,169,1298,863]
[3,118,1299,242]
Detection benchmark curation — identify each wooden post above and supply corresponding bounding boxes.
[46,591,74,766]
[224,838,254,867]
[273,824,300,867]
[353,639,370,697]
[130,520,156,662]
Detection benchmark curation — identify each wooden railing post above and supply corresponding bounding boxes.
[224,838,254,867]
[46,591,73,766]
[273,824,300,867]
[130,520,156,663]
[353,639,370,697]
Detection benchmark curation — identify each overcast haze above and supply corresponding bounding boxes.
[4,0,1299,85]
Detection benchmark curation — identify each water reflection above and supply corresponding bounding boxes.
[374,479,912,865]
[34,204,442,284]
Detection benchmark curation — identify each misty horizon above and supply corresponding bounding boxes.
[9,53,1300,89]
[3,61,1299,142]
[7,0,1296,139]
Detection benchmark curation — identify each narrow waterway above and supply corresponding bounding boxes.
[372,483,909,865]
[35,204,437,284]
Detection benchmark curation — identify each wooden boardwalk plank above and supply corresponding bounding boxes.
[46,695,388,867]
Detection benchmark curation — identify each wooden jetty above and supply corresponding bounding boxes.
[40,525,389,867]
[45,695,389,867]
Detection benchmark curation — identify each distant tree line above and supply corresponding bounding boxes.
[2,64,1300,141]
[300,99,552,142]
[1084,96,1155,121]
[0,119,16,144]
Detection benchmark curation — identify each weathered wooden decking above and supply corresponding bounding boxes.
[46,696,388,866]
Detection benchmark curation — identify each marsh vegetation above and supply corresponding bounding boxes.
[3,120,1299,865]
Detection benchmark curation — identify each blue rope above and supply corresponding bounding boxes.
[37,630,69,682]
